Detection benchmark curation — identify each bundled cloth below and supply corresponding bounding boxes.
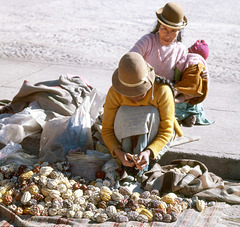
[174,63,208,105]
[141,159,240,204]
[0,74,106,163]
[4,74,92,116]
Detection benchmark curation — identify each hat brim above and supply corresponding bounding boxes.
[112,63,155,97]
[156,7,188,29]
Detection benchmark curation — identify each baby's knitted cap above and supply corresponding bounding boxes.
[188,40,209,60]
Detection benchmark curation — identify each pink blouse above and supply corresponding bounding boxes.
[129,32,188,82]
[177,53,208,72]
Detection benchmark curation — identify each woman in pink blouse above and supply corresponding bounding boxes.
[129,2,188,82]
[130,2,213,127]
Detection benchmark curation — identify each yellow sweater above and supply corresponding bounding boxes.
[101,82,183,160]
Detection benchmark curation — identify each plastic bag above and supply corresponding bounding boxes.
[39,89,106,163]
[0,141,22,164]
[67,150,111,181]
[0,141,37,166]
[0,103,46,145]
[102,158,119,184]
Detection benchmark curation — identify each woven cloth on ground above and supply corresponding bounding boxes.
[0,202,227,227]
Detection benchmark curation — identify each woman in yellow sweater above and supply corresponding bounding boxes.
[101,52,182,176]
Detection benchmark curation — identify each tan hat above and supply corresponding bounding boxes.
[112,52,155,97]
[156,2,188,29]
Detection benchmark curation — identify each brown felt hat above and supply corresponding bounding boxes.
[156,2,188,29]
[112,52,155,97]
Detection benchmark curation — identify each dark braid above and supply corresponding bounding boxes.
[155,75,175,96]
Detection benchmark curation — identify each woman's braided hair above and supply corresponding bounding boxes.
[155,75,175,96]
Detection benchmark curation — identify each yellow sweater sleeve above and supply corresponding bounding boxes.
[146,84,175,159]
[101,83,182,159]
[101,87,122,157]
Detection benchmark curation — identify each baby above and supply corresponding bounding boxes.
[174,40,209,104]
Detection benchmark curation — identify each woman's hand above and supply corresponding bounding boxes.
[135,149,151,170]
[113,147,135,167]
[175,94,186,103]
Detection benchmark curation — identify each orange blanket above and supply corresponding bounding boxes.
[174,63,208,105]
